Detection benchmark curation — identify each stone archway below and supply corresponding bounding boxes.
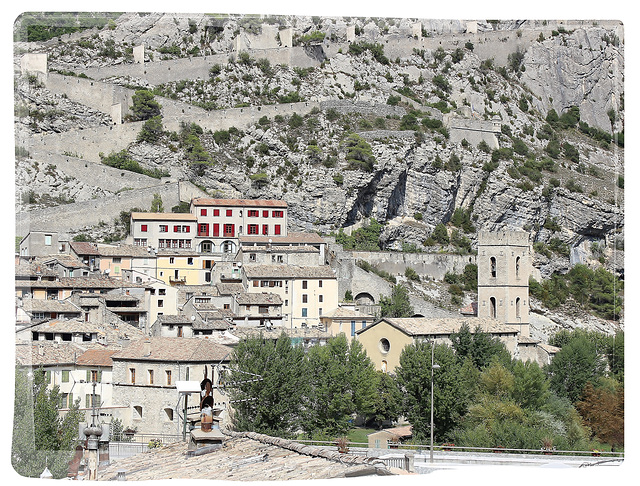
[354,292,375,305]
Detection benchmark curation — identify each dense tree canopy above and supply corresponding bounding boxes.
[12,367,83,479]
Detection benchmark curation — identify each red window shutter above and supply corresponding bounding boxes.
[275,225,281,235]
[213,224,219,236]
[200,208,207,216]
[263,210,269,218]
[185,226,190,233]
[174,225,179,232]
[262,224,268,235]
[213,209,219,216]
[226,209,232,217]
[141,225,148,232]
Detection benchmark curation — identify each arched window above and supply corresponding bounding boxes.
[381,360,387,373]
[490,297,497,318]
[515,256,521,278]
[516,297,521,319]
[490,257,497,278]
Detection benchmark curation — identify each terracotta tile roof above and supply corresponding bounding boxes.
[240,232,325,245]
[111,337,232,363]
[243,264,336,279]
[382,425,412,438]
[15,260,59,278]
[17,276,148,290]
[98,244,151,258]
[75,348,118,367]
[96,429,393,481]
[42,254,87,269]
[26,318,145,343]
[69,241,100,255]
[321,307,374,319]
[130,212,197,221]
[192,197,288,208]
[215,283,244,295]
[357,317,519,337]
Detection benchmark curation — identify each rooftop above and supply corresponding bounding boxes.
[75,348,118,367]
[240,232,325,245]
[15,341,88,367]
[111,337,232,363]
[69,241,100,256]
[235,292,283,306]
[243,264,336,279]
[357,317,519,337]
[192,197,288,208]
[20,297,81,313]
[130,212,197,221]
[321,306,375,320]
[98,244,152,258]
[97,429,394,481]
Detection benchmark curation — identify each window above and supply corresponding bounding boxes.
[113,257,121,264]
[141,225,148,232]
[302,294,308,303]
[362,320,367,329]
[301,308,308,317]
[187,257,193,265]
[213,209,220,216]
[148,370,154,384]
[248,210,259,217]
[198,223,209,237]
[130,368,136,384]
[490,297,497,318]
[87,369,101,382]
[252,280,259,287]
[45,234,52,245]
[60,393,73,409]
[226,209,233,217]
[379,338,390,353]
[134,238,147,246]
[302,281,308,289]
[262,224,269,235]
[249,253,256,261]
[259,305,269,314]
[224,224,235,237]
[169,257,175,264]
[263,210,269,218]
[319,295,323,302]
[351,320,356,336]
[159,225,168,232]
[223,303,230,310]
[165,408,174,421]
[273,210,283,218]
[158,299,164,307]
[490,257,497,278]
[86,394,101,408]
[159,289,166,295]
[201,208,207,216]
[62,370,70,382]
[133,405,143,419]
[516,297,521,318]
[274,224,281,235]
[177,326,183,337]
[248,224,258,235]
[516,256,521,278]
[318,308,322,316]
[166,370,172,385]
[319,280,323,288]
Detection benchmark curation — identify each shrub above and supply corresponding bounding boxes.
[405,267,420,281]
[344,133,376,172]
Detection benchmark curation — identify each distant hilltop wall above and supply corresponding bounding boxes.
[16,181,207,237]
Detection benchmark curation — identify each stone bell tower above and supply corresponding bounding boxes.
[477,229,531,337]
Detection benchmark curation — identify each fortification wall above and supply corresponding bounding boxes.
[351,251,476,280]
[45,73,134,123]
[16,181,205,237]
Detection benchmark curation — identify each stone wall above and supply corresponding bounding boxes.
[16,181,207,237]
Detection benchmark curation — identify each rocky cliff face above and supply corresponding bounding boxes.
[15,14,624,282]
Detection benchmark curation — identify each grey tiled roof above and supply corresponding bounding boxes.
[235,292,283,305]
[239,232,325,245]
[20,298,81,313]
[15,341,87,367]
[96,428,393,481]
[111,337,232,363]
[357,317,519,337]
[243,264,336,279]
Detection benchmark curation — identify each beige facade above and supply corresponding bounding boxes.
[129,212,197,251]
[243,264,338,328]
[320,306,375,338]
[477,230,531,337]
[356,317,519,373]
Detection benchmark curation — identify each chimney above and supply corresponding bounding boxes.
[143,339,151,357]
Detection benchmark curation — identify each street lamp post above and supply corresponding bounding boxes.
[430,341,440,463]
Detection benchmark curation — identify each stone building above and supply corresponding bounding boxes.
[110,337,233,436]
[477,230,531,337]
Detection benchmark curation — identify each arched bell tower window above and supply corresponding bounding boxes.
[490,297,497,318]
[490,257,497,278]
[515,256,521,278]
[516,297,521,319]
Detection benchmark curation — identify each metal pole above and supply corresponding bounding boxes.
[183,394,188,441]
[430,342,434,463]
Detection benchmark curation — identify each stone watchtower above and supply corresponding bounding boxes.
[477,230,531,337]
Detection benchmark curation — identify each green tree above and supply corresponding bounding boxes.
[344,133,376,172]
[396,342,473,441]
[547,336,607,403]
[228,333,306,437]
[150,193,164,213]
[12,367,83,478]
[450,323,512,370]
[302,335,376,438]
[379,284,414,318]
[137,115,164,143]
[511,360,550,410]
[131,89,161,121]
[366,371,403,429]
[431,223,449,245]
